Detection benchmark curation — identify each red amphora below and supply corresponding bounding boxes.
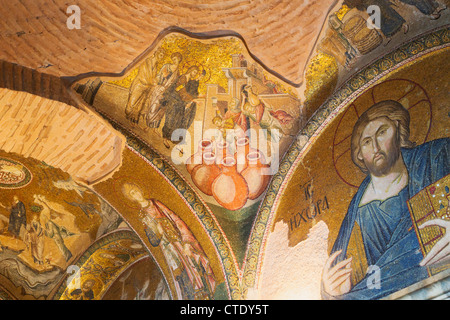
[212,157,249,211]
[241,152,271,200]
[186,139,213,174]
[191,152,221,196]
[235,137,267,172]
[235,137,250,173]
[215,141,232,169]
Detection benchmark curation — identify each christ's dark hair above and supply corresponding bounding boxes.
[351,100,416,173]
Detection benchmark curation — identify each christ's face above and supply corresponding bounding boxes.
[358,117,400,177]
[191,69,199,78]
[172,56,180,65]
[129,188,145,202]
[82,280,95,291]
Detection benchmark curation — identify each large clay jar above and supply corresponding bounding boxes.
[235,137,250,173]
[241,152,271,200]
[212,157,249,211]
[215,140,231,169]
[235,137,267,172]
[186,139,213,174]
[191,152,221,196]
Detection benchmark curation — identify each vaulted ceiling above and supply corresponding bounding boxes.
[0,0,448,301]
[0,0,337,85]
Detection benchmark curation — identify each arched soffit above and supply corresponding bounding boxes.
[53,230,168,300]
[90,144,237,299]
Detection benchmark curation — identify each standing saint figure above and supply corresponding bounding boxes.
[144,52,183,131]
[321,100,450,300]
[25,214,45,265]
[161,66,205,148]
[122,182,216,299]
[124,48,166,126]
[33,195,75,263]
[8,196,27,239]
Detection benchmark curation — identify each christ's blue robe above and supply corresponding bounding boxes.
[330,138,449,299]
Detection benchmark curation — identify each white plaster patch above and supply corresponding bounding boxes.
[252,220,329,300]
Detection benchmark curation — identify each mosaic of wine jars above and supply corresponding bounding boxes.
[187,137,272,211]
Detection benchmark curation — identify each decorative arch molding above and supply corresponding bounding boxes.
[91,122,241,299]
[52,229,161,300]
[0,286,15,300]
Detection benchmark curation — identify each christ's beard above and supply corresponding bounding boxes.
[365,147,401,177]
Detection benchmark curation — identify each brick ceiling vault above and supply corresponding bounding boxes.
[0,0,338,86]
